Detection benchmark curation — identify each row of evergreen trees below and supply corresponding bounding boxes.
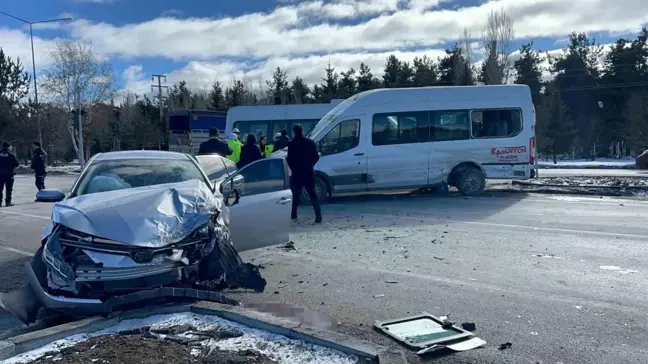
[187,29,648,160]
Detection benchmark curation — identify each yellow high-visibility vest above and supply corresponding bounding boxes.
[227,139,242,163]
[264,144,273,158]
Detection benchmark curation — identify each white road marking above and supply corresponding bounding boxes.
[327,211,648,240]
[0,209,50,220]
[0,245,33,256]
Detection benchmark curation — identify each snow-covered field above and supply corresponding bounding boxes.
[2,312,358,364]
[15,164,81,175]
[537,157,636,169]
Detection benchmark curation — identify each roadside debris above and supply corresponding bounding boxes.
[499,342,513,350]
[461,322,476,332]
[373,294,385,298]
[385,280,399,284]
[434,256,445,261]
[374,312,483,356]
[279,241,297,251]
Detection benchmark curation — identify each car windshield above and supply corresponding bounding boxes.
[195,155,230,181]
[74,158,207,196]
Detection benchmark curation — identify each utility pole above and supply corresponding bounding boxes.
[151,75,168,123]
[151,75,168,150]
[0,11,72,147]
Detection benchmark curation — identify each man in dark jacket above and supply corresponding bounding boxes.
[272,130,291,153]
[286,124,322,223]
[198,128,232,157]
[0,142,20,206]
[31,142,47,191]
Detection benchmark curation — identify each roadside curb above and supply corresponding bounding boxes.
[0,301,407,364]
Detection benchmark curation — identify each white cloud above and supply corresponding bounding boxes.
[0,28,56,72]
[2,0,645,103]
[58,0,646,61]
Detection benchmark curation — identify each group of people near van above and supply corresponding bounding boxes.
[198,124,322,223]
[199,128,291,170]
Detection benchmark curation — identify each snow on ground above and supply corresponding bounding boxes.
[1,313,358,364]
[15,164,80,175]
[537,157,635,169]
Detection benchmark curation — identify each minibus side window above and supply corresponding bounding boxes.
[471,109,522,138]
[318,120,360,156]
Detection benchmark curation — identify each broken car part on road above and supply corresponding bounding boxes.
[375,312,486,356]
[0,180,266,325]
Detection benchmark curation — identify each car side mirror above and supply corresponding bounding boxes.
[224,188,240,207]
[220,179,233,195]
[35,188,66,203]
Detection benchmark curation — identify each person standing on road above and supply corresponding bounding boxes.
[238,134,263,169]
[198,128,232,157]
[0,142,20,207]
[226,132,242,164]
[272,130,291,153]
[31,142,47,191]
[286,124,322,223]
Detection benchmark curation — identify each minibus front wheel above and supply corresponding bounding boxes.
[300,176,329,205]
[456,167,485,196]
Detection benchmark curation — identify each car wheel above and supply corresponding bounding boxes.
[32,247,47,288]
[456,167,485,196]
[300,176,329,205]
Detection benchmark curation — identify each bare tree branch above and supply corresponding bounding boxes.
[40,40,115,165]
[481,8,515,84]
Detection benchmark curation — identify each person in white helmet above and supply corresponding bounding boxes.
[232,128,241,142]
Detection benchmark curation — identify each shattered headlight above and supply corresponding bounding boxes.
[42,231,74,280]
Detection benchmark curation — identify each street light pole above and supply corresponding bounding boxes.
[28,23,42,147]
[0,11,72,147]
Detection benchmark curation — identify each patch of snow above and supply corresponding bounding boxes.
[537,158,635,169]
[2,313,358,364]
[599,266,639,274]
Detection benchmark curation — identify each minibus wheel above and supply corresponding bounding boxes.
[456,167,485,196]
[300,176,329,205]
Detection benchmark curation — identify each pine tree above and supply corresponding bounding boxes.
[513,43,543,106]
[437,45,474,86]
[319,63,339,102]
[412,56,437,87]
[207,81,225,110]
[225,80,247,108]
[537,84,577,163]
[357,62,380,92]
[266,67,289,105]
[397,61,415,87]
[382,55,400,88]
[338,67,357,98]
[290,77,311,104]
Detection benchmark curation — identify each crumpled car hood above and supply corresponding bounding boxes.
[44,179,227,248]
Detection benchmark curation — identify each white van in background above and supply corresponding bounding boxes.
[296,85,536,200]
[224,100,344,142]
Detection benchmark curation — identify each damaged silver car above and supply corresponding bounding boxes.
[1,151,293,324]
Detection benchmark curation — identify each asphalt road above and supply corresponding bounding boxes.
[0,175,647,364]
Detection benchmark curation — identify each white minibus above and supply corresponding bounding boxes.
[224,100,344,142]
[287,85,536,200]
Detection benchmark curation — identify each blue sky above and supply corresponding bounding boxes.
[1,0,646,99]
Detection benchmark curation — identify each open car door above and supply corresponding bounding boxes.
[220,158,292,252]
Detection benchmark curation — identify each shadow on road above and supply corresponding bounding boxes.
[294,191,528,231]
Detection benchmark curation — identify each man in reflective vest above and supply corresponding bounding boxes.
[226,133,242,163]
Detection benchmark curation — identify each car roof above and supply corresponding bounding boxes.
[92,150,192,162]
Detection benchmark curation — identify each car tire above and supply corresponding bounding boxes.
[456,167,485,196]
[31,247,47,288]
[300,176,329,206]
